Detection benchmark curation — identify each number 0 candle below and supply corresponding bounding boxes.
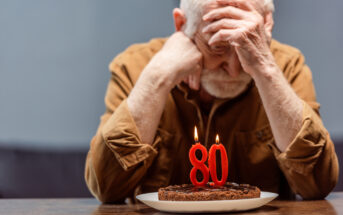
[189,127,209,186]
[209,134,228,186]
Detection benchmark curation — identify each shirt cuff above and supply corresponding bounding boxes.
[268,101,327,175]
[101,99,159,171]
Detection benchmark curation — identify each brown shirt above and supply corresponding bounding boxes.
[85,38,339,203]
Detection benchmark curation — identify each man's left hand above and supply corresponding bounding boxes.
[202,0,275,77]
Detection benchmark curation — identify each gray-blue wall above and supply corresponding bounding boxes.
[0,0,342,149]
[272,0,343,141]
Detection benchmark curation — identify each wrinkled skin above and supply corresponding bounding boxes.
[203,0,273,77]
[128,0,302,153]
[183,0,275,100]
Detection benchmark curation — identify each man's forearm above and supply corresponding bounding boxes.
[126,32,202,145]
[127,62,174,145]
[252,63,303,152]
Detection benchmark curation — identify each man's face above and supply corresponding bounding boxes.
[193,4,253,99]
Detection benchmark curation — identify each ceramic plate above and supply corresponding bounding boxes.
[136,191,278,213]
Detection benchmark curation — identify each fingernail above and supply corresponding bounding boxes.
[202,27,208,33]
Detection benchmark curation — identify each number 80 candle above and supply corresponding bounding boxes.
[189,127,228,187]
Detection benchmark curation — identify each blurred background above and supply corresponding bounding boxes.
[0,0,342,198]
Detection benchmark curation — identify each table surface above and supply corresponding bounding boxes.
[1,192,343,215]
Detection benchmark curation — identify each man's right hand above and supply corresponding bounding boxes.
[147,32,203,90]
[127,32,202,145]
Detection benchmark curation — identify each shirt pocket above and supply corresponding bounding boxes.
[234,125,280,192]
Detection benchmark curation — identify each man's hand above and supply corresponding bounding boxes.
[202,0,274,78]
[150,32,203,90]
[127,32,202,145]
[202,0,303,152]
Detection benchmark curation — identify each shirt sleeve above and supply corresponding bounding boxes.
[84,59,161,203]
[268,52,339,199]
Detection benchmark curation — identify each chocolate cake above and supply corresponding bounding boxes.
[158,182,260,201]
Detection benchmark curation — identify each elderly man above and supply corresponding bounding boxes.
[85,0,338,203]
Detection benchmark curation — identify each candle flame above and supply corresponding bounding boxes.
[194,126,199,142]
[216,134,219,144]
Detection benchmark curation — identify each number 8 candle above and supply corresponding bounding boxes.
[209,134,228,186]
[189,127,209,186]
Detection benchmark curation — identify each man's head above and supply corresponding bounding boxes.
[179,0,274,38]
[173,0,275,99]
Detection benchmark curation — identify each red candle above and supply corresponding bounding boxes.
[209,134,228,186]
[189,127,209,186]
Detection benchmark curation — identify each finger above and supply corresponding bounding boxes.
[216,0,255,12]
[216,0,264,14]
[208,29,241,46]
[203,6,247,22]
[203,18,246,34]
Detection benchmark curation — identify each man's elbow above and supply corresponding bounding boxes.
[301,165,339,200]
[84,157,117,203]
[301,188,332,200]
[85,166,125,203]
[314,169,339,200]
[302,140,340,200]
[93,190,126,204]
[300,184,336,200]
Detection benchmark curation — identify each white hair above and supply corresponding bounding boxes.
[180,0,275,37]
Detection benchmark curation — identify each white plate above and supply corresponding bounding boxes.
[136,191,278,213]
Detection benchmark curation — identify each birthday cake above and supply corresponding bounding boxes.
[158,182,261,201]
[157,128,260,201]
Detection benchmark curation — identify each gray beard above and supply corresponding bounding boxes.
[200,69,252,99]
